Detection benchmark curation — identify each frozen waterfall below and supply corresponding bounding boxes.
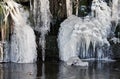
[31,0,51,61]
[3,0,37,63]
[58,0,116,62]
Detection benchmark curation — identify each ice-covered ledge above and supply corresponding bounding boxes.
[66,56,88,66]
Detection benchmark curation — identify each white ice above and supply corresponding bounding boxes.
[3,0,37,63]
[58,0,116,65]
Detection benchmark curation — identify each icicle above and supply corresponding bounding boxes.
[84,35,90,55]
[31,0,51,61]
[66,0,73,17]
[76,0,79,16]
[30,0,33,12]
[111,0,119,25]
[118,0,120,22]
[0,42,3,62]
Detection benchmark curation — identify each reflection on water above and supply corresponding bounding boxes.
[0,61,120,79]
[0,63,37,79]
[58,62,88,79]
[58,61,120,79]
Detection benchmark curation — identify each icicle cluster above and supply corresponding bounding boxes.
[2,0,37,63]
[66,0,79,17]
[31,0,51,61]
[111,0,119,25]
[58,0,113,61]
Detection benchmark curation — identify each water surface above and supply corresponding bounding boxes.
[0,61,120,79]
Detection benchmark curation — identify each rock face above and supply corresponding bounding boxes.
[111,23,120,59]
[111,43,120,59]
[111,0,120,59]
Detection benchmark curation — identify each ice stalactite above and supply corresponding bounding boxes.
[118,0,120,22]
[31,0,51,61]
[75,0,79,16]
[66,0,79,17]
[111,0,119,24]
[58,0,114,63]
[2,0,37,63]
[110,0,119,33]
[66,0,73,17]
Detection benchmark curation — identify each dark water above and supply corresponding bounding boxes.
[0,61,120,79]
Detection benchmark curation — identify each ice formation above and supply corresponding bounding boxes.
[66,56,88,66]
[110,0,119,34]
[111,0,119,25]
[66,0,79,17]
[31,0,51,61]
[58,0,116,63]
[66,0,73,17]
[118,0,120,22]
[3,0,37,63]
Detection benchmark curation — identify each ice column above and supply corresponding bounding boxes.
[31,0,51,61]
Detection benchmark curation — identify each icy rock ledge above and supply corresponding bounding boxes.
[66,57,88,66]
